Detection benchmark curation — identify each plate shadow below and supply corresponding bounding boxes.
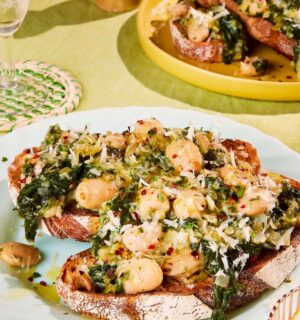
[15,0,117,39]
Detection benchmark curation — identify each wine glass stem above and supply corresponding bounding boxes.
[0,36,16,89]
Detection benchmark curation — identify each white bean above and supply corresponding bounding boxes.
[133,118,164,140]
[117,258,163,294]
[241,0,267,15]
[188,23,210,43]
[104,133,127,150]
[138,188,170,220]
[162,249,204,277]
[0,242,41,267]
[122,222,162,252]
[173,190,206,219]
[166,140,203,173]
[220,165,254,187]
[75,178,118,209]
[238,187,275,216]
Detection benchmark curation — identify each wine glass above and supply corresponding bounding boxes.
[0,0,47,104]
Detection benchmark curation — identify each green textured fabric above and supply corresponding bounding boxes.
[4,0,300,151]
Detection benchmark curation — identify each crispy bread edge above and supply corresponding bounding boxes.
[56,250,213,320]
[169,20,225,63]
[223,0,297,59]
[57,226,300,319]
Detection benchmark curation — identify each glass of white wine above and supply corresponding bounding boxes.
[0,0,47,104]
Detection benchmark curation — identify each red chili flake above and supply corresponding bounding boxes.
[286,75,292,79]
[148,244,155,250]
[219,213,227,221]
[167,247,174,255]
[152,127,157,133]
[191,250,199,258]
[240,204,246,209]
[115,247,125,255]
[19,177,26,184]
[188,169,193,173]
[39,281,47,287]
[240,167,246,172]
[172,154,178,159]
[249,256,258,264]
[141,189,147,195]
[133,212,140,222]
[25,148,31,154]
[137,120,144,125]
[33,153,39,159]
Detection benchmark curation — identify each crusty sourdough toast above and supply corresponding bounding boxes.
[57,227,300,320]
[8,139,260,241]
[196,0,298,60]
[168,1,246,64]
[170,21,225,63]
[223,0,297,60]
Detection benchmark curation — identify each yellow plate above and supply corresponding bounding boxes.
[137,0,300,101]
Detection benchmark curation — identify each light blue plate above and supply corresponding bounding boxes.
[0,107,299,320]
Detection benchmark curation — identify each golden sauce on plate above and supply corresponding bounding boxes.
[151,22,298,82]
[2,257,61,305]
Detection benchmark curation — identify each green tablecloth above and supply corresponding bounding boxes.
[9,0,300,152]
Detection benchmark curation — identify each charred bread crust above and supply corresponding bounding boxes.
[57,250,213,320]
[7,148,38,205]
[196,0,220,8]
[221,138,260,174]
[57,228,300,319]
[170,20,225,63]
[164,228,300,310]
[7,149,100,241]
[41,202,100,241]
[222,0,298,59]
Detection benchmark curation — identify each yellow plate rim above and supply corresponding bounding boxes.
[137,0,300,101]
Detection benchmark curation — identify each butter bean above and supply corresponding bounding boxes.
[0,242,41,267]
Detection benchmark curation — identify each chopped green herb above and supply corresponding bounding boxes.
[182,218,199,229]
[219,15,246,64]
[17,167,81,241]
[252,59,268,75]
[211,276,243,320]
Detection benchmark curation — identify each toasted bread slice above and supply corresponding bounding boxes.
[168,2,248,64]
[7,139,260,241]
[170,20,225,63]
[219,0,297,59]
[57,227,300,319]
[41,202,100,241]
